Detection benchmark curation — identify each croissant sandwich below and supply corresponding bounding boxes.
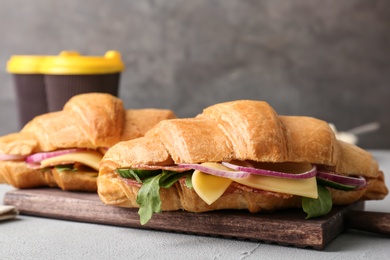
[0,93,175,191]
[98,100,388,224]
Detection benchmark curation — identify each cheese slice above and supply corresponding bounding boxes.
[231,175,318,199]
[192,170,233,205]
[40,150,103,171]
[191,163,319,205]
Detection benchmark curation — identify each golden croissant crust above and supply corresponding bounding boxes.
[98,100,388,214]
[0,93,176,191]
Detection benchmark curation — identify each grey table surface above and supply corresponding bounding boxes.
[1,150,389,260]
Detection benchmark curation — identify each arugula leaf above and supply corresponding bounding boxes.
[302,185,332,219]
[135,170,193,225]
[116,168,193,225]
[116,169,160,183]
[117,169,141,182]
[185,173,193,188]
[133,169,160,179]
[136,174,164,225]
[160,170,191,188]
[317,177,358,191]
[55,164,77,172]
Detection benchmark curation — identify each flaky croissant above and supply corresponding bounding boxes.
[0,93,175,191]
[97,100,388,223]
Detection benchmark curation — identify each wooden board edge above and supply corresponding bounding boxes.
[3,189,348,250]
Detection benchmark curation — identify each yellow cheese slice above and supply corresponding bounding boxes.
[231,175,318,199]
[191,162,318,205]
[40,150,103,171]
[192,163,234,205]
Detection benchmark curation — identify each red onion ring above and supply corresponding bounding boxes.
[178,163,250,178]
[222,162,317,179]
[317,171,367,188]
[26,148,86,163]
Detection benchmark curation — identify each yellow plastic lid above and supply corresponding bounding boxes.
[6,55,46,74]
[6,50,125,75]
[40,50,125,75]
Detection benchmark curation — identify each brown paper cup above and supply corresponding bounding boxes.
[12,74,48,127]
[44,73,120,112]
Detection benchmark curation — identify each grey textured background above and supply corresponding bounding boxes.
[0,0,389,148]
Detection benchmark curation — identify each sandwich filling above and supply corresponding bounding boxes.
[116,161,366,225]
[1,148,103,176]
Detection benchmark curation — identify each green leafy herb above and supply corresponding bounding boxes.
[159,171,189,188]
[116,168,159,183]
[55,164,77,172]
[136,170,191,225]
[302,185,332,219]
[317,177,357,191]
[185,173,193,188]
[137,174,164,225]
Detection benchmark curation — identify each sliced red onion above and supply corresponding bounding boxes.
[178,163,250,178]
[317,171,367,188]
[26,148,85,163]
[0,154,27,161]
[222,162,317,179]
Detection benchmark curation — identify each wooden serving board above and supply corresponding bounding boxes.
[1,188,374,250]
